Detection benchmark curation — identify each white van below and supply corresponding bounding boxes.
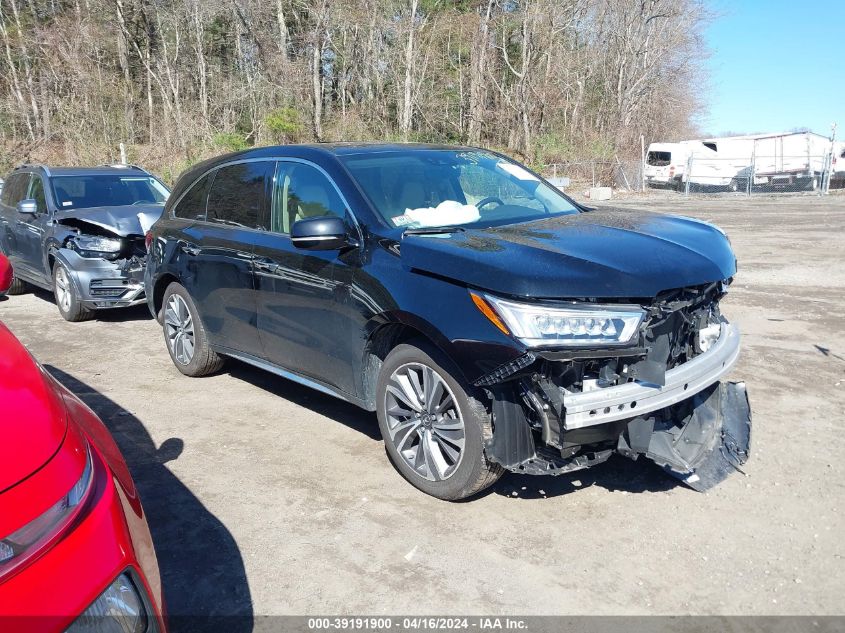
[644,142,690,189]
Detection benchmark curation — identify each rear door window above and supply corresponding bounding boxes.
[174,171,215,221]
[1,173,31,207]
[206,162,273,230]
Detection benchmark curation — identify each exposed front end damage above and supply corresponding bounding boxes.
[51,210,157,310]
[477,282,752,491]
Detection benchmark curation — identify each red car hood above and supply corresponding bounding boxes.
[0,323,67,492]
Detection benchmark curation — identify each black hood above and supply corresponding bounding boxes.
[55,204,164,237]
[400,209,737,299]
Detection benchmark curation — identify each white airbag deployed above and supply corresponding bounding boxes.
[394,200,480,228]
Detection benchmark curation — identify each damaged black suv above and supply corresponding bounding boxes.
[0,164,169,321]
[145,144,751,500]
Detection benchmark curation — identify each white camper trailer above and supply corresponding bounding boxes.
[685,132,831,192]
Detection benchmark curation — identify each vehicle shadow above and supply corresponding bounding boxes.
[225,359,381,441]
[22,286,153,322]
[45,366,253,633]
[487,454,678,500]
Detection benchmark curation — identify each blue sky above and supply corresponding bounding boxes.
[703,0,843,138]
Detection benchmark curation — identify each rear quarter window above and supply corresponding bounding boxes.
[647,151,672,166]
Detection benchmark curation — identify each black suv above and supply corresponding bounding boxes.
[145,144,751,500]
[0,164,169,321]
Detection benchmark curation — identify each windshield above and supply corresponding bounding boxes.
[51,175,170,211]
[340,150,579,230]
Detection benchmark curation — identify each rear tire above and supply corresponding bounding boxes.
[6,275,28,295]
[376,341,503,500]
[161,281,224,377]
[53,262,94,322]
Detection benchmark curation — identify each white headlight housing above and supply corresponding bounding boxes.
[71,236,123,254]
[482,294,645,348]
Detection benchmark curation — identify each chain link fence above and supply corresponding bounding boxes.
[542,160,644,193]
[543,136,844,198]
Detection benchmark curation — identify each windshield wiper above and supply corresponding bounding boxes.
[403,226,466,236]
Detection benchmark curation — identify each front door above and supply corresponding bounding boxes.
[252,160,359,393]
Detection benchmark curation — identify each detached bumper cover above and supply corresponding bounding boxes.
[618,381,751,491]
[563,321,741,429]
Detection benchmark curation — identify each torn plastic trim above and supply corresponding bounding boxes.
[562,320,740,429]
[473,352,536,386]
[617,381,751,491]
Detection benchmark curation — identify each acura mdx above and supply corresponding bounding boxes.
[144,144,751,500]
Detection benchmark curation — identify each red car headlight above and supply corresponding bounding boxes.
[0,441,94,579]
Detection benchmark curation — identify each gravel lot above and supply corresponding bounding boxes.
[2,193,843,626]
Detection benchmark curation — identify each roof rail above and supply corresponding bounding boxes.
[98,163,147,172]
[14,163,51,177]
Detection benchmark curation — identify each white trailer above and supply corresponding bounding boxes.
[686,132,831,192]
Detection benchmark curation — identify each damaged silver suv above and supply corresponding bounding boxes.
[0,164,169,321]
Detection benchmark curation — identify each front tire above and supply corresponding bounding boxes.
[161,282,224,377]
[53,262,94,322]
[376,341,503,500]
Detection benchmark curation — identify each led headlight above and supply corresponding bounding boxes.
[0,442,93,578]
[477,293,645,348]
[70,236,123,256]
[67,572,149,633]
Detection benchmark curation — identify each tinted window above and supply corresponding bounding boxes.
[272,163,345,234]
[174,171,215,220]
[1,173,31,206]
[206,162,272,229]
[28,175,47,213]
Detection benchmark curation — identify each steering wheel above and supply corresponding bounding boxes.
[475,196,505,210]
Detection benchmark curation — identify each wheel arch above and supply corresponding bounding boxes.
[360,315,466,412]
[152,273,180,322]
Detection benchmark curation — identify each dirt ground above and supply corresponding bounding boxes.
[2,193,844,624]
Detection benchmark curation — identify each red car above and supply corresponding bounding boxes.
[0,322,166,632]
[0,253,11,296]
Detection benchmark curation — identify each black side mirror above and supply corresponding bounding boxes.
[291,216,355,251]
[17,199,38,215]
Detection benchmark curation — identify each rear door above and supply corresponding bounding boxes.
[178,160,274,359]
[251,160,359,393]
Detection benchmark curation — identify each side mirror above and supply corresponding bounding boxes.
[17,199,38,215]
[291,216,354,251]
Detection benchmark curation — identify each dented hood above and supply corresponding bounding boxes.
[56,204,164,237]
[400,209,737,298]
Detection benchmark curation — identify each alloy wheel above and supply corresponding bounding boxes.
[54,266,72,313]
[384,362,466,481]
[164,294,195,365]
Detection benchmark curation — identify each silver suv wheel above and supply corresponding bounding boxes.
[384,362,466,481]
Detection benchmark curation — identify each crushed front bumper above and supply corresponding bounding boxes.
[482,322,752,491]
[56,248,147,310]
